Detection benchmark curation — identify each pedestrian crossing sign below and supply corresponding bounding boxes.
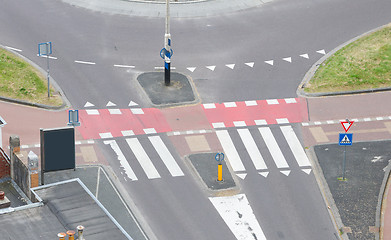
[339,133,353,146]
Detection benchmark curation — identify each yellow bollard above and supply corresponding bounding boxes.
[218,163,223,182]
[66,230,75,240]
[57,233,66,240]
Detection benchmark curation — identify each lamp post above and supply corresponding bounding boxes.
[164,0,171,86]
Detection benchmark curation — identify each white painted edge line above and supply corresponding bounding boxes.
[86,109,99,115]
[166,129,212,136]
[254,119,267,125]
[301,122,309,126]
[203,103,216,109]
[314,121,321,125]
[199,129,207,134]
[212,122,226,128]
[186,130,195,135]
[284,98,297,104]
[99,132,113,139]
[5,46,22,52]
[245,100,257,106]
[327,120,335,124]
[364,118,371,121]
[173,131,181,136]
[121,130,135,137]
[37,54,58,60]
[224,102,237,108]
[87,140,95,144]
[109,109,122,115]
[377,117,384,121]
[276,118,289,124]
[233,121,246,127]
[130,108,144,114]
[266,99,279,104]
[114,64,135,68]
[75,141,82,145]
[143,128,157,134]
[75,60,96,65]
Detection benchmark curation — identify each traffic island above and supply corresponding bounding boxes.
[137,72,199,107]
[187,153,236,191]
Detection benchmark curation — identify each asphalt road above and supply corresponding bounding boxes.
[1,0,391,239]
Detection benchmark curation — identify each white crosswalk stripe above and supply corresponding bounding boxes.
[258,127,289,169]
[148,136,184,177]
[280,125,311,167]
[216,130,246,172]
[237,128,267,170]
[126,138,161,179]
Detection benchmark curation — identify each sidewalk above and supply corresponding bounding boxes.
[303,91,391,240]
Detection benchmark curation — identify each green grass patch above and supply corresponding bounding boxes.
[305,24,391,93]
[0,48,63,106]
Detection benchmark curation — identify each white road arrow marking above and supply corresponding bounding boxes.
[226,64,235,69]
[300,54,309,59]
[302,169,312,174]
[106,101,117,107]
[265,60,274,66]
[236,173,247,180]
[187,67,196,72]
[317,49,326,55]
[283,57,292,63]
[128,101,138,107]
[281,170,291,176]
[206,65,216,71]
[84,102,94,107]
[259,172,269,178]
[245,62,254,68]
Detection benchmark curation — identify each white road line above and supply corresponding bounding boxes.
[212,122,226,128]
[280,125,311,167]
[37,54,58,60]
[203,103,216,109]
[237,129,267,170]
[99,132,113,139]
[131,108,144,114]
[216,130,245,172]
[233,121,246,127]
[114,64,135,68]
[148,136,184,177]
[245,100,257,106]
[126,138,160,179]
[121,130,135,137]
[74,60,96,65]
[284,98,297,103]
[209,194,267,240]
[206,65,216,71]
[143,128,157,134]
[266,99,279,104]
[258,127,289,168]
[255,119,267,125]
[109,109,122,114]
[224,102,237,108]
[5,46,22,52]
[104,140,138,181]
[86,109,99,115]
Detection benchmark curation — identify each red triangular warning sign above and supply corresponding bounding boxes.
[341,121,354,132]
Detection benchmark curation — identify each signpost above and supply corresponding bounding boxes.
[339,119,354,180]
[67,110,81,127]
[215,152,224,182]
[38,42,52,97]
[0,116,6,149]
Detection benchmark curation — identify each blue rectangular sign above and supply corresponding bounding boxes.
[38,42,52,56]
[339,133,353,146]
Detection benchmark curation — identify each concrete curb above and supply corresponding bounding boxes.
[0,45,71,111]
[377,161,391,240]
[297,23,391,98]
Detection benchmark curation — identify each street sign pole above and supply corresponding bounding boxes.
[46,43,50,98]
[342,145,346,180]
[164,0,171,86]
[215,153,224,182]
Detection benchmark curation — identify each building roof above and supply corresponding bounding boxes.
[0,179,132,240]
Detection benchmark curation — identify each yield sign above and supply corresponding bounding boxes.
[341,121,354,132]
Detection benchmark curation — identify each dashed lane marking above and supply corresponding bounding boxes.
[5,46,22,52]
[75,60,96,65]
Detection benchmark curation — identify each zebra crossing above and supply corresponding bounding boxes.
[102,125,311,182]
[103,135,184,182]
[217,125,312,179]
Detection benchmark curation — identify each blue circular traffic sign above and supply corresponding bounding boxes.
[215,152,224,162]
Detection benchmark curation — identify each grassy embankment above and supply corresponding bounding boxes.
[305,24,391,93]
[0,48,63,107]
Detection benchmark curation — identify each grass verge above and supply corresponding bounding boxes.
[305,24,391,93]
[0,48,63,107]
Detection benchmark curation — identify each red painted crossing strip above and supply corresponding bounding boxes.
[202,98,308,128]
[78,98,308,140]
[78,108,172,139]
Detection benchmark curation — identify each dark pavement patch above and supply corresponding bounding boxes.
[188,153,236,191]
[314,140,391,240]
[137,72,198,107]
